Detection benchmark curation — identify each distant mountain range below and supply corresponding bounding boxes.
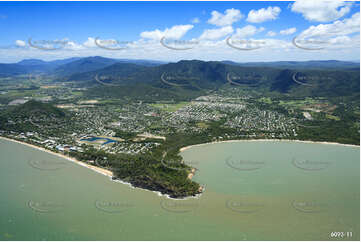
[0,57,359,100]
[0,56,358,78]
[0,56,167,77]
[221,60,360,70]
[72,59,359,101]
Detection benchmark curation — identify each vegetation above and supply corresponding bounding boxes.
[0,58,359,198]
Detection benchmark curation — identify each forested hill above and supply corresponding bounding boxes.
[64,60,360,101]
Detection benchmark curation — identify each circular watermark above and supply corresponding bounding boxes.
[226,36,265,51]
[226,197,265,214]
[28,38,68,50]
[226,72,259,87]
[292,73,315,87]
[292,200,328,213]
[95,200,135,213]
[160,72,190,87]
[160,198,200,213]
[94,37,134,51]
[28,159,68,171]
[94,74,120,86]
[28,200,64,213]
[225,156,265,171]
[292,158,331,171]
[160,37,199,51]
[292,36,330,51]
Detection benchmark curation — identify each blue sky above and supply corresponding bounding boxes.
[0,1,359,62]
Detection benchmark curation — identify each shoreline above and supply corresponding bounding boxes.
[2,136,357,200]
[179,139,360,152]
[0,136,114,177]
[0,136,201,200]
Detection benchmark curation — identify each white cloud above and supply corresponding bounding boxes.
[2,13,359,64]
[291,0,352,22]
[208,8,243,26]
[266,31,276,37]
[191,18,200,24]
[15,40,26,47]
[247,6,281,23]
[199,26,234,40]
[83,37,97,47]
[1,34,359,63]
[295,12,360,50]
[140,24,194,40]
[280,27,297,35]
[298,12,360,39]
[233,25,265,38]
[64,41,83,50]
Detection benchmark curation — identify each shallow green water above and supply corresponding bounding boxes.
[0,139,359,240]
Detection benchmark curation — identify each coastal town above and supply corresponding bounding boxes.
[0,58,359,200]
[0,87,303,158]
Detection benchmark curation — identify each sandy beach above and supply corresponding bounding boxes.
[2,136,353,200]
[0,136,202,200]
[0,136,113,177]
[179,139,360,152]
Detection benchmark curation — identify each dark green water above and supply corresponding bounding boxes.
[0,139,359,240]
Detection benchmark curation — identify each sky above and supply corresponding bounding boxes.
[0,1,359,63]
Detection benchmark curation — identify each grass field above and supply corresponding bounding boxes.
[149,101,190,112]
[278,98,320,108]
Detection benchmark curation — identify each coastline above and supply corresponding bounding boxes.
[0,136,201,200]
[3,136,356,200]
[179,139,360,152]
[0,136,113,177]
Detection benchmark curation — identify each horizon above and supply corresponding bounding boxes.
[0,0,359,63]
[4,56,361,64]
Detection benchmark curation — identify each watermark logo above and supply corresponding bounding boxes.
[293,72,333,87]
[160,72,195,87]
[160,37,199,51]
[28,200,64,213]
[225,156,265,171]
[226,197,265,214]
[94,74,120,86]
[292,36,329,51]
[28,38,69,50]
[28,159,68,171]
[226,36,266,51]
[160,198,200,213]
[94,37,134,50]
[292,200,328,213]
[226,72,259,86]
[95,200,135,213]
[292,73,315,87]
[292,158,331,171]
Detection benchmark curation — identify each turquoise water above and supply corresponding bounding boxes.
[0,139,359,240]
[80,137,117,145]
